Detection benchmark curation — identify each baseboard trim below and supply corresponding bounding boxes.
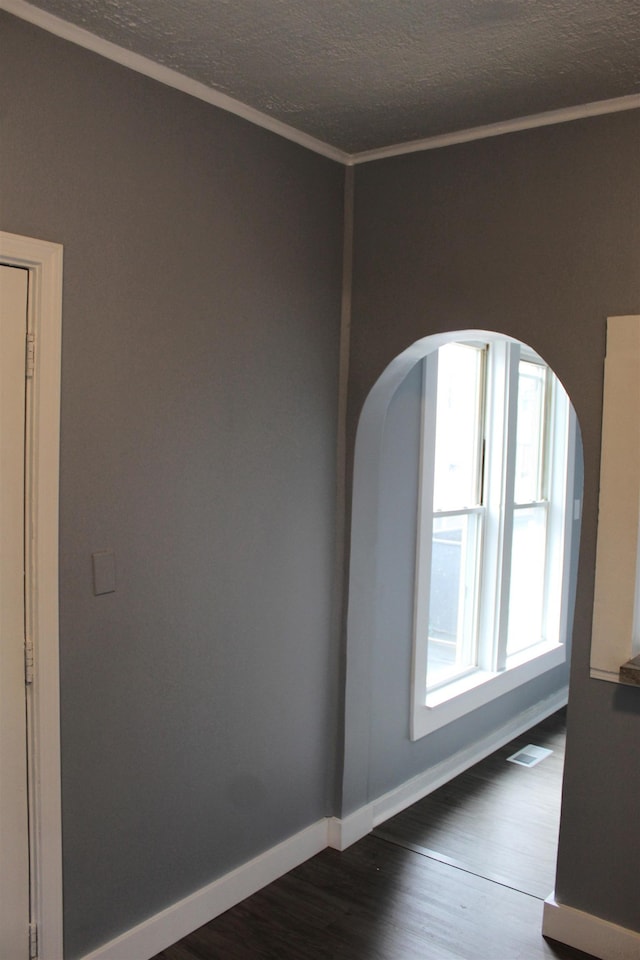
[543,895,640,960]
[79,820,327,960]
[80,693,568,959]
[327,807,374,851]
[372,687,568,829]
[328,688,567,851]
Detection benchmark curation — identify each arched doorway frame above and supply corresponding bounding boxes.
[341,328,581,818]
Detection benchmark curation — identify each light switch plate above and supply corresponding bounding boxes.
[92,550,116,595]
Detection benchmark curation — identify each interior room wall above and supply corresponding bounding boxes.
[348,108,640,930]
[0,12,344,958]
[3,4,640,951]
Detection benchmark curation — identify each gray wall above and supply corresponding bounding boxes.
[3,5,640,950]
[349,110,640,930]
[0,13,344,958]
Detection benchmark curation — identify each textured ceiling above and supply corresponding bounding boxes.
[21,0,640,152]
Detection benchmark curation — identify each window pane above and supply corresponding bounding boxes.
[507,505,548,656]
[427,513,480,689]
[514,360,546,503]
[433,344,483,511]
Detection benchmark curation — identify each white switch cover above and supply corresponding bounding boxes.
[92,550,116,595]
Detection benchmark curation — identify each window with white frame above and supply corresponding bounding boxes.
[411,336,577,739]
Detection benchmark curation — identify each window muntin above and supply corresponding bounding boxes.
[418,339,571,700]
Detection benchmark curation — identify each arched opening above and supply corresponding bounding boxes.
[341,330,583,828]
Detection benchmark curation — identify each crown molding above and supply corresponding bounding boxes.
[0,0,349,165]
[3,0,640,168]
[347,93,640,165]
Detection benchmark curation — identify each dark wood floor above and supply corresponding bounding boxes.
[375,708,566,901]
[154,709,595,960]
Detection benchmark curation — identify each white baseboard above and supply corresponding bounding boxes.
[327,807,373,851]
[543,895,640,960]
[80,691,568,959]
[373,686,568,828]
[329,687,568,850]
[79,820,327,960]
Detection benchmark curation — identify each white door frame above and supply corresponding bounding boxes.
[0,231,63,959]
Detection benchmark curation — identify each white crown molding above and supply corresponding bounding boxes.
[0,0,349,165]
[349,93,640,164]
[2,0,639,167]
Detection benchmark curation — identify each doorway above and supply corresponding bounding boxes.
[0,232,63,960]
[1,264,31,958]
[341,330,581,828]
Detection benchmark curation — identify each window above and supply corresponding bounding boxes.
[412,337,577,739]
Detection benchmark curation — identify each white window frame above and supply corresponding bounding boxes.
[411,335,577,740]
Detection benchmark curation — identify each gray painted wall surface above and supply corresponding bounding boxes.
[3,4,640,950]
[0,13,343,958]
[349,111,640,929]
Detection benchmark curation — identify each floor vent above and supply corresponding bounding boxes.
[507,744,552,767]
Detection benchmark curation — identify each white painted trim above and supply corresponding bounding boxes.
[590,666,619,683]
[350,94,640,165]
[411,337,576,740]
[413,643,567,739]
[76,684,566,957]
[333,687,567,851]
[2,0,639,167]
[590,316,640,681]
[327,808,373,852]
[543,895,640,960]
[0,231,63,960]
[374,687,567,827]
[79,820,328,960]
[0,0,348,165]
[77,685,566,957]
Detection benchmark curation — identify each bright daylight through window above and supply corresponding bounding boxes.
[412,337,576,739]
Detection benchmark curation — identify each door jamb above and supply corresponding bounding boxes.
[1,231,63,959]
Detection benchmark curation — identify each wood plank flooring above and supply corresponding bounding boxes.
[375,708,567,900]
[154,709,595,960]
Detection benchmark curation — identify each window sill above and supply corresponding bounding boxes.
[411,641,566,740]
